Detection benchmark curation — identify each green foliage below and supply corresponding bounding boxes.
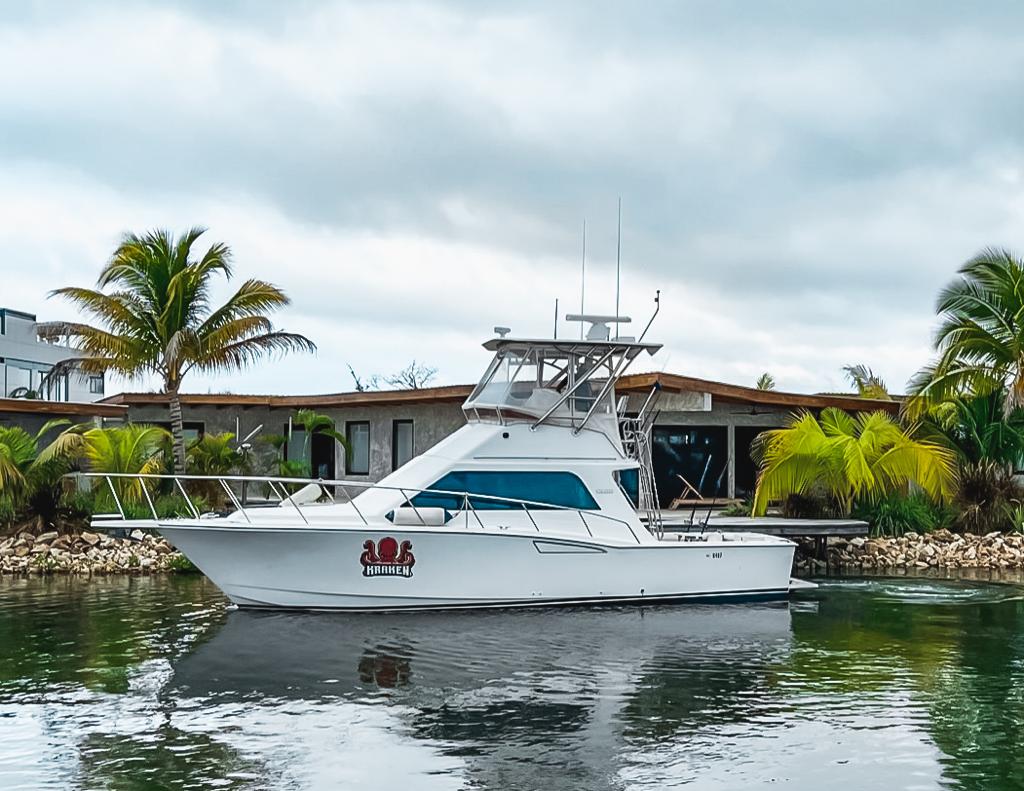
[720,499,753,517]
[0,419,76,520]
[186,432,240,475]
[755,373,776,391]
[165,553,199,573]
[954,460,1021,534]
[72,424,169,509]
[0,495,17,526]
[843,364,892,400]
[853,492,954,537]
[924,390,1024,468]
[909,248,1024,414]
[752,408,956,517]
[1004,500,1024,534]
[44,227,315,472]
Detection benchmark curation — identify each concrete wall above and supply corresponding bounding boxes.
[122,401,468,482]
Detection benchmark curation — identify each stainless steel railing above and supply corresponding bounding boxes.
[68,472,645,545]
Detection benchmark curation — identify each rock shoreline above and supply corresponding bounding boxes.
[794,528,1024,573]
[0,530,190,576]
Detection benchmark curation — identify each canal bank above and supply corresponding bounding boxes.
[0,530,188,575]
[794,528,1024,574]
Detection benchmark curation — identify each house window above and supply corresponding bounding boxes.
[88,375,105,395]
[152,422,205,444]
[392,420,414,470]
[346,421,370,475]
[412,471,599,511]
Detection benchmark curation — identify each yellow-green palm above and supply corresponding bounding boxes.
[39,424,169,507]
[752,408,956,516]
[0,420,71,502]
[40,228,315,473]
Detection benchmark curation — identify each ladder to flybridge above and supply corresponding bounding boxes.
[619,386,662,537]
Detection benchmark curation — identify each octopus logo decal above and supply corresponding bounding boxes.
[361,537,415,578]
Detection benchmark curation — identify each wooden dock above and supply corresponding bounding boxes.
[658,514,869,538]
[655,514,869,560]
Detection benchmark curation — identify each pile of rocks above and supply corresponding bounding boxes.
[795,528,1024,572]
[0,530,189,576]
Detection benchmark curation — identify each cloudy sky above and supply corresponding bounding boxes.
[2,1,1023,396]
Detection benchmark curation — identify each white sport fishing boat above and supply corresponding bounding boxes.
[83,313,802,611]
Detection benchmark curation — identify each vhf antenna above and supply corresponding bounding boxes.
[579,218,586,339]
[614,197,622,338]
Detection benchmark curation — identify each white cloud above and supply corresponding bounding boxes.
[1,1,1023,397]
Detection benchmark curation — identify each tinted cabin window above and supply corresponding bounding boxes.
[346,421,370,475]
[616,468,640,508]
[412,471,599,511]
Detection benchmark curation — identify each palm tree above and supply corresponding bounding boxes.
[925,390,1024,467]
[843,364,892,400]
[752,408,956,516]
[40,228,315,473]
[293,409,348,472]
[41,424,170,508]
[909,248,1024,415]
[755,373,776,391]
[0,420,72,505]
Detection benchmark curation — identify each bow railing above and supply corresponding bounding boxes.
[66,472,645,545]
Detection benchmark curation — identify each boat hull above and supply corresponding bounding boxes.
[159,523,797,611]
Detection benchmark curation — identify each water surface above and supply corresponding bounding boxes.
[1,574,1023,790]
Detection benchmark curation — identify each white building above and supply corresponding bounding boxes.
[0,307,104,403]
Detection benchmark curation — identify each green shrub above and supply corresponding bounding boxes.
[59,488,95,518]
[0,495,17,527]
[954,461,1021,534]
[853,492,954,537]
[720,499,753,517]
[166,553,199,573]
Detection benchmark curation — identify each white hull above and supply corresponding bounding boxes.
[159,522,796,611]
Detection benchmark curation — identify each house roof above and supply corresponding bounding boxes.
[101,384,474,409]
[0,397,128,418]
[103,373,898,414]
[617,372,900,413]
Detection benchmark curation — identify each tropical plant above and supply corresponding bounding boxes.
[186,432,240,475]
[183,432,243,509]
[40,227,315,474]
[954,460,1021,534]
[293,409,348,476]
[755,373,776,391]
[843,364,892,400]
[0,419,74,523]
[852,492,954,537]
[909,248,1024,415]
[43,424,170,509]
[923,390,1024,467]
[751,408,956,517]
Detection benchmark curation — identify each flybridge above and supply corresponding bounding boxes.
[465,314,660,436]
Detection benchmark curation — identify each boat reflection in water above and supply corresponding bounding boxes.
[168,603,794,789]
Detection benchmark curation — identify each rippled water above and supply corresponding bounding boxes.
[2,575,1024,790]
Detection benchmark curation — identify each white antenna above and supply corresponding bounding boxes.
[615,197,622,338]
[553,298,559,338]
[579,218,586,339]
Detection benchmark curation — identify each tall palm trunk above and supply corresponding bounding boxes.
[167,386,187,475]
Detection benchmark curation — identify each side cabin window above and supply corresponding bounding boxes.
[615,468,640,508]
[412,471,599,511]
